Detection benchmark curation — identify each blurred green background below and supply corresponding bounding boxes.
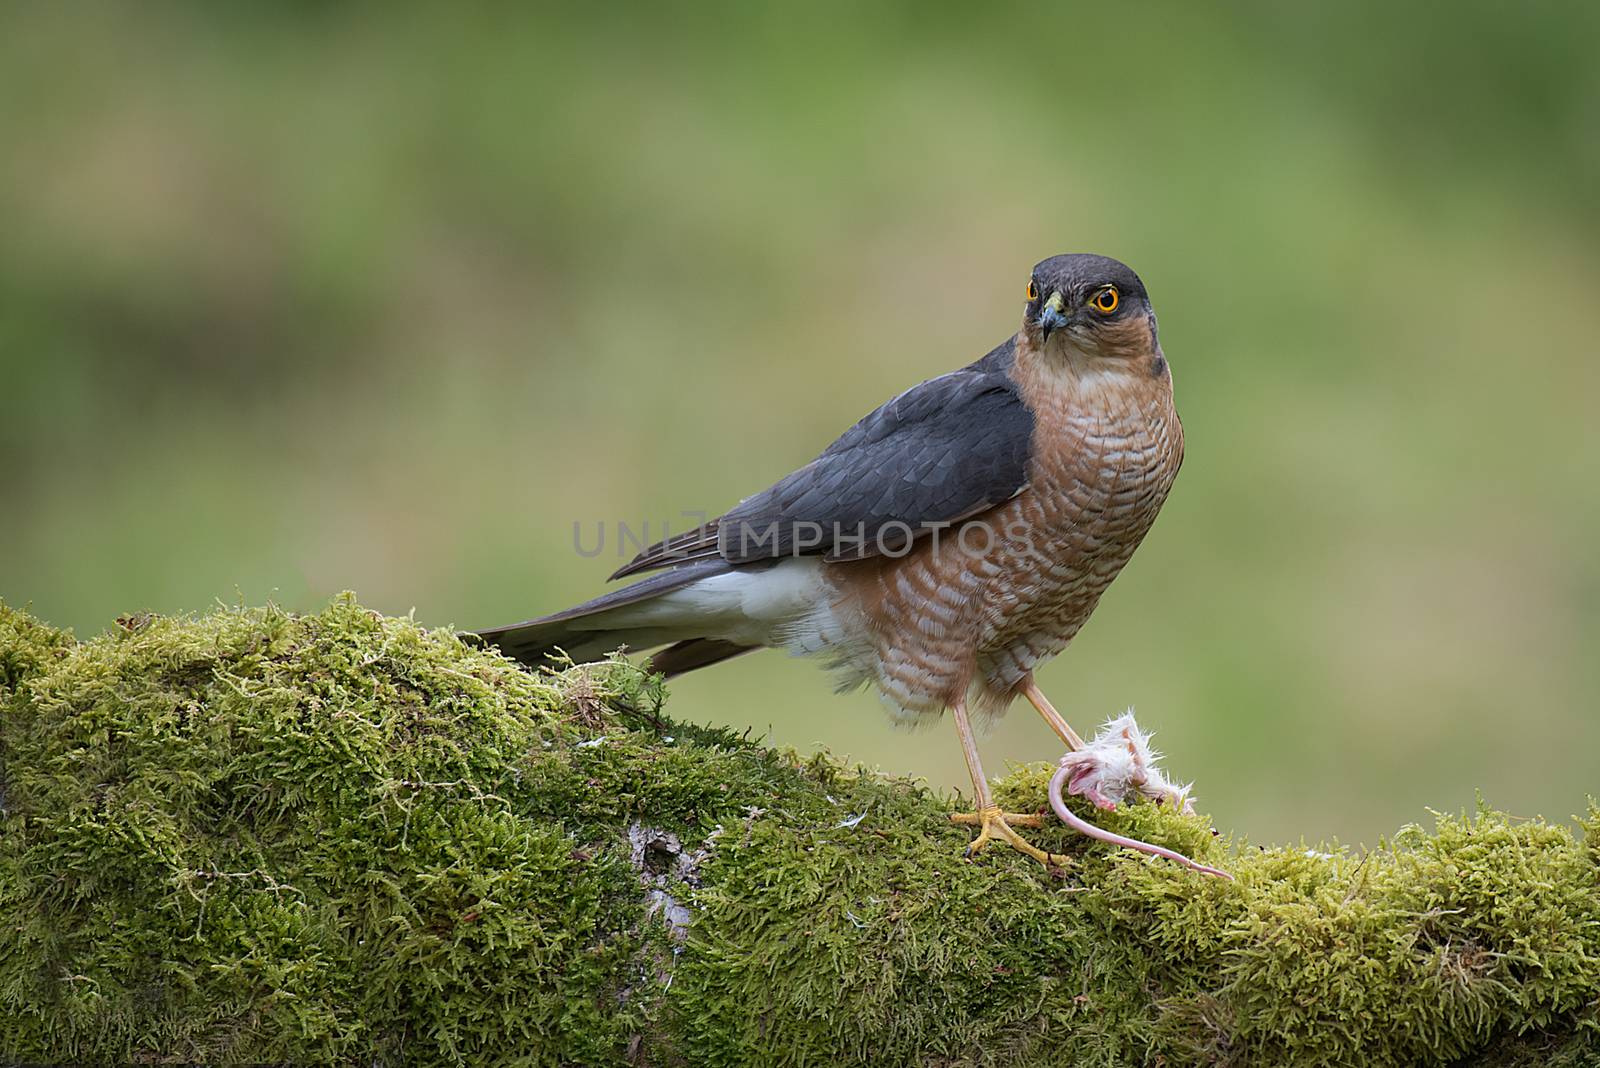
[3,4,1597,845]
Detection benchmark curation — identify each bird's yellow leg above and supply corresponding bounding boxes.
[947,697,1069,868]
[1020,677,1086,751]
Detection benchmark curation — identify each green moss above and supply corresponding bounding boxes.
[1,598,1596,1066]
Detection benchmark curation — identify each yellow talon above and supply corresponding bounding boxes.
[950,805,1069,868]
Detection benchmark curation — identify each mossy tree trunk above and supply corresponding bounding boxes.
[0,598,1596,1066]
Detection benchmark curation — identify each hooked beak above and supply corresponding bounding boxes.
[1037,290,1069,340]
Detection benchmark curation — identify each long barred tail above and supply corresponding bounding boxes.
[471,558,756,677]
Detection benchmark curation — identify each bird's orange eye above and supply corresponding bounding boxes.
[1091,285,1119,314]
[1026,280,1038,301]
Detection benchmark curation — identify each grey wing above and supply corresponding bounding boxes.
[719,368,1034,562]
[612,363,1034,578]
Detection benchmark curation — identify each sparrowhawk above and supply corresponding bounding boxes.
[478,253,1184,867]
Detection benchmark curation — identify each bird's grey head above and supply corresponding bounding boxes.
[1022,253,1162,371]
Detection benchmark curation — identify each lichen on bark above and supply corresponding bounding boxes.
[0,596,1596,1066]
